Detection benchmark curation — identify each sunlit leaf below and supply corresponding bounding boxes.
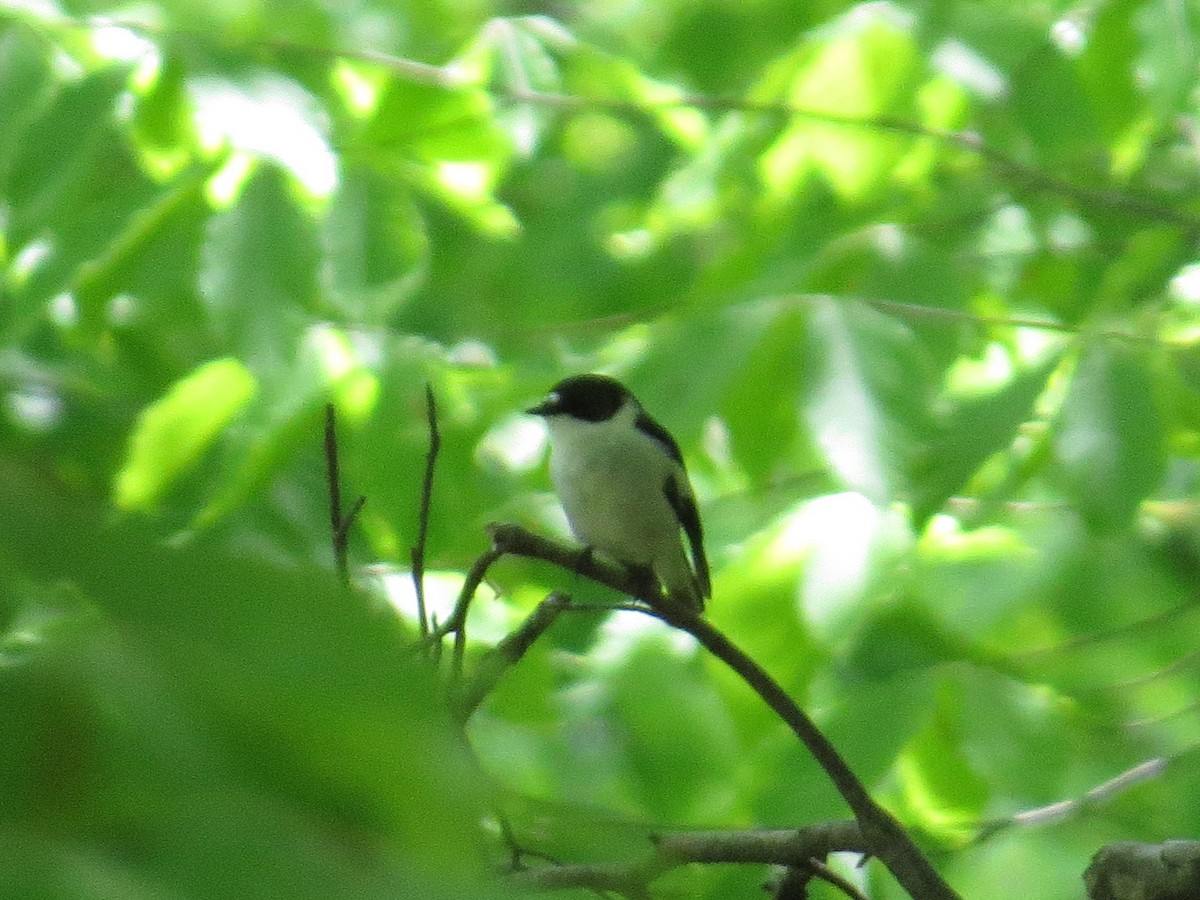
[114,357,257,511]
[897,681,989,845]
[130,52,198,179]
[912,355,1058,526]
[800,297,936,503]
[757,8,920,202]
[565,44,709,150]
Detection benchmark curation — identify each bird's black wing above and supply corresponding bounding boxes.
[634,411,683,464]
[664,474,711,600]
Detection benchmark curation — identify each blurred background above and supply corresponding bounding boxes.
[2,0,1200,897]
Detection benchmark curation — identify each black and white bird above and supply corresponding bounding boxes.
[527,374,711,613]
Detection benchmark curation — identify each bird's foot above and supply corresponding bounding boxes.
[623,563,660,600]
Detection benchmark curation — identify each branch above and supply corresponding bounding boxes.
[504,88,1199,233]
[975,756,1169,842]
[769,858,871,900]
[1084,840,1200,900]
[324,403,365,585]
[411,383,440,639]
[487,523,960,900]
[512,823,866,894]
[453,592,571,723]
[37,14,1200,235]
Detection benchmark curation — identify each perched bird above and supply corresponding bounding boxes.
[527,374,710,613]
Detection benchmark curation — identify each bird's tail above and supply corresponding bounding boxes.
[655,544,705,613]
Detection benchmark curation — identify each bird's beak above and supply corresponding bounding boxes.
[526,391,560,417]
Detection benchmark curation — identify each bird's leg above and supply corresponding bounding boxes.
[564,545,596,593]
[622,562,660,603]
[573,546,659,610]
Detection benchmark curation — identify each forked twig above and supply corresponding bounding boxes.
[324,403,366,585]
[483,523,960,900]
[411,384,440,639]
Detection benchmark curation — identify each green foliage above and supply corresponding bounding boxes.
[3,0,1200,897]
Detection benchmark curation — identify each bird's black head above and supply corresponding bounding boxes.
[526,374,632,423]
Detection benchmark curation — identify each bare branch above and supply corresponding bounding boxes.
[487,523,960,900]
[804,858,871,900]
[324,403,365,585]
[504,87,1199,233]
[439,545,505,638]
[44,15,1200,236]
[769,858,871,900]
[411,383,440,640]
[1084,840,1200,900]
[976,757,1169,841]
[513,823,866,894]
[453,593,571,723]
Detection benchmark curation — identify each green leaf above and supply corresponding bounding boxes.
[114,357,257,511]
[1053,344,1165,529]
[721,300,810,486]
[1010,45,1100,165]
[321,162,429,324]
[800,297,936,503]
[912,355,1059,526]
[564,42,709,150]
[897,679,989,845]
[6,66,131,239]
[198,164,320,364]
[130,51,198,173]
[843,601,989,680]
[1074,0,1139,139]
[0,479,505,900]
[605,634,739,822]
[756,7,920,202]
[0,23,54,179]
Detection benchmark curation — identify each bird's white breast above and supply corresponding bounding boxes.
[545,403,679,566]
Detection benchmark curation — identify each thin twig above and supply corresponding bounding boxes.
[429,613,443,667]
[505,88,1199,233]
[323,403,366,585]
[325,404,343,569]
[437,546,505,638]
[412,383,440,640]
[335,495,366,548]
[34,14,1200,236]
[487,523,960,900]
[851,295,1168,346]
[975,756,1169,842]
[804,857,871,900]
[453,592,571,723]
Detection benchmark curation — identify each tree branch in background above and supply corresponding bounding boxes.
[975,756,1170,843]
[512,823,867,894]
[1084,840,1200,900]
[411,383,440,639]
[42,15,1200,237]
[486,523,960,900]
[324,403,365,585]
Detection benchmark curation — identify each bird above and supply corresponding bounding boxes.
[527,373,710,613]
